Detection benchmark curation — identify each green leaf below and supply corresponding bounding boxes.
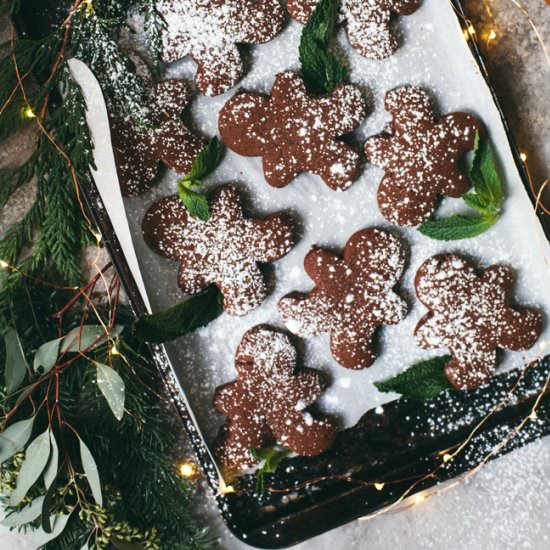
[0,416,34,465]
[112,539,145,550]
[299,0,349,94]
[133,285,224,344]
[184,137,224,182]
[41,460,65,534]
[374,355,454,401]
[178,185,211,221]
[62,325,123,354]
[4,327,28,393]
[43,431,59,489]
[10,428,51,506]
[250,447,291,493]
[2,496,45,527]
[469,132,502,207]
[30,513,70,546]
[96,363,125,421]
[462,192,493,214]
[418,213,499,241]
[33,337,62,374]
[79,436,103,506]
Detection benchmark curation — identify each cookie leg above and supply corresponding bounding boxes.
[315,141,362,191]
[193,44,243,96]
[330,326,377,369]
[345,8,396,60]
[218,262,267,316]
[278,290,333,336]
[499,308,543,351]
[445,348,496,390]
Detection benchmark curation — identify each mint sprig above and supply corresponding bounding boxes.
[299,0,349,94]
[250,446,291,494]
[177,137,224,221]
[419,133,503,241]
[374,355,453,401]
[133,285,223,344]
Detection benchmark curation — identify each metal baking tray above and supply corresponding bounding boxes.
[13,1,550,547]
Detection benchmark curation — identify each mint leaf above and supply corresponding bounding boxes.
[133,285,224,344]
[184,137,224,182]
[374,355,453,401]
[299,0,349,94]
[250,447,291,493]
[178,185,210,221]
[419,213,499,241]
[177,137,223,220]
[470,132,502,207]
[462,192,493,215]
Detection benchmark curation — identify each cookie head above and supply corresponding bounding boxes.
[365,85,483,226]
[214,325,337,471]
[414,254,543,390]
[279,228,409,369]
[219,71,367,191]
[157,0,285,96]
[142,185,296,316]
[287,0,422,60]
[111,79,204,196]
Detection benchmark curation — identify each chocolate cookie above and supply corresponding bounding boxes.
[364,85,483,226]
[214,325,337,471]
[415,254,543,390]
[157,0,286,96]
[142,185,295,316]
[111,79,204,196]
[287,0,421,60]
[279,228,409,369]
[219,71,367,191]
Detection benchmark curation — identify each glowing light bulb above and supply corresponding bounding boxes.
[443,453,453,463]
[529,411,538,421]
[374,482,385,491]
[93,231,102,244]
[0,259,8,269]
[219,480,235,495]
[468,25,476,35]
[24,106,36,119]
[488,29,497,41]
[520,152,528,162]
[111,344,120,356]
[179,462,197,478]
[414,494,425,504]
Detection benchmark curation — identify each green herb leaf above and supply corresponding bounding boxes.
[374,355,454,401]
[470,132,502,207]
[10,428,51,506]
[250,447,291,493]
[96,363,126,421]
[3,327,28,394]
[418,213,499,241]
[2,496,45,527]
[462,192,493,214]
[133,285,224,344]
[0,416,34,465]
[184,137,224,182]
[79,436,103,506]
[299,0,349,94]
[43,431,59,489]
[178,185,211,221]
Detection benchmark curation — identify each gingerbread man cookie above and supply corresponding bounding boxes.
[214,325,337,470]
[287,0,421,60]
[415,254,543,390]
[279,229,409,370]
[157,0,286,96]
[142,185,295,316]
[111,79,204,196]
[364,85,483,226]
[219,71,367,191]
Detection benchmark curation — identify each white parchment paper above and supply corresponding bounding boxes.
[122,0,550,447]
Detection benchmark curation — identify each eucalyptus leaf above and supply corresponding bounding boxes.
[4,327,28,394]
[96,363,125,421]
[10,428,51,506]
[62,325,123,354]
[79,436,103,506]
[1,496,45,527]
[33,338,62,374]
[43,431,59,489]
[29,513,70,546]
[0,416,34,465]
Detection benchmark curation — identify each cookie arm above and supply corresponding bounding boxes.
[279,290,334,336]
[250,214,295,263]
[213,383,241,417]
[330,325,377,369]
[445,349,496,391]
[319,84,366,136]
[364,134,394,170]
[499,307,542,352]
[415,313,448,350]
[218,260,267,316]
[193,43,243,96]
[234,0,285,44]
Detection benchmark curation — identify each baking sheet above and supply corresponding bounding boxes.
[122,0,550,448]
